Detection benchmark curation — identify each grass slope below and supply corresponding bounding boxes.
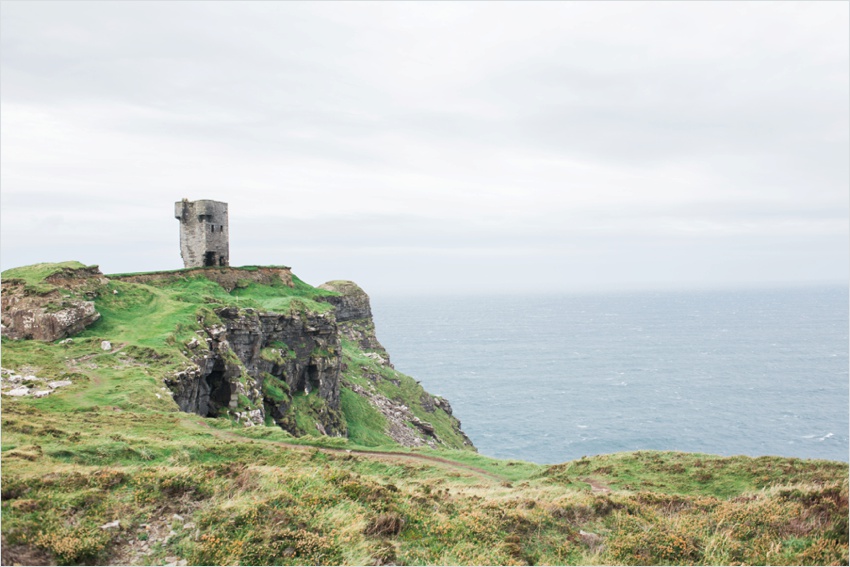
[2,261,91,286]
[1,262,848,566]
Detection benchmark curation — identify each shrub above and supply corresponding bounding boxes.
[607,527,701,565]
[365,512,405,537]
[33,526,110,564]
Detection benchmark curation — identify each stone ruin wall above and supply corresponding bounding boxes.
[175,199,230,268]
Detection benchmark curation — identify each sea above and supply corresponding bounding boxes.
[370,286,849,465]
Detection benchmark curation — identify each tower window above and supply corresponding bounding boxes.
[210,224,214,232]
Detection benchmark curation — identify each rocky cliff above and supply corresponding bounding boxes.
[1,262,474,450]
[318,280,389,359]
[167,305,345,435]
[320,280,473,449]
[165,278,472,448]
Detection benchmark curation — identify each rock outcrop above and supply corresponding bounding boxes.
[1,367,75,398]
[318,280,474,449]
[1,266,106,342]
[318,280,389,361]
[166,305,345,435]
[348,383,440,448]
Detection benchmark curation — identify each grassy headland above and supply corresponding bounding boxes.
[1,263,847,565]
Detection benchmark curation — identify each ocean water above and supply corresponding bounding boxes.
[371,286,849,465]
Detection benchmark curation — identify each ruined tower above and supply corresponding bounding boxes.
[174,199,229,268]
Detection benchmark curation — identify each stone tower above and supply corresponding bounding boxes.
[174,199,230,268]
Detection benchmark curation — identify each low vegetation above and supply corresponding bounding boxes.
[1,263,847,565]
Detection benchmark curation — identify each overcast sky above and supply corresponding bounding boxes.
[1,1,847,294]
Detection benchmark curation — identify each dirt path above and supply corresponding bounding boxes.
[66,342,130,388]
[581,477,611,493]
[203,424,507,482]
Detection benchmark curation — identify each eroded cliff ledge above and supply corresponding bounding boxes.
[1,264,106,342]
[167,305,345,435]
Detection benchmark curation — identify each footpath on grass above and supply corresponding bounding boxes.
[199,421,509,482]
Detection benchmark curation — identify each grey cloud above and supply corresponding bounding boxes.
[1,2,847,292]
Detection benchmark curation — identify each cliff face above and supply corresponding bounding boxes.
[167,306,345,435]
[318,280,388,358]
[320,280,474,449]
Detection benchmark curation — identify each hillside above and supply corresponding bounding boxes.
[1,262,847,566]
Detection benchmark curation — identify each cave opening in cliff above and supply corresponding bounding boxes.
[205,365,230,417]
[307,364,320,393]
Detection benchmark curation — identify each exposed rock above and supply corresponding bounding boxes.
[235,409,264,427]
[5,387,30,397]
[410,416,436,436]
[1,266,106,342]
[317,280,372,321]
[348,383,438,448]
[165,306,345,436]
[1,283,101,341]
[101,340,112,351]
[364,352,387,365]
[100,520,120,530]
[434,396,453,416]
[1,369,75,398]
[420,393,436,413]
[42,265,108,289]
[318,281,390,363]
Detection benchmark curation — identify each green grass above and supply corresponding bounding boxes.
[542,451,849,499]
[261,374,289,403]
[1,261,91,285]
[339,339,471,450]
[227,275,336,314]
[340,387,395,447]
[78,280,199,349]
[2,391,848,566]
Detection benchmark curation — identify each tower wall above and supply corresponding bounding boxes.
[174,199,230,268]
